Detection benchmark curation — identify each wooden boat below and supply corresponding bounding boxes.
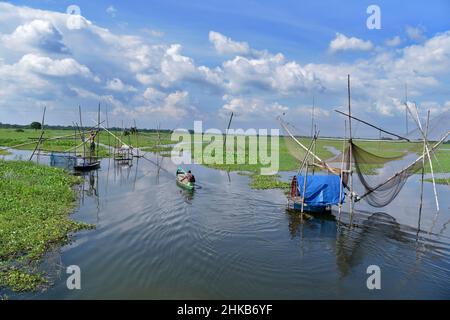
[74,161,101,172]
[288,175,341,214]
[176,168,195,190]
[292,200,331,213]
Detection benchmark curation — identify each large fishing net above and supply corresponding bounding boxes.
[350,142,424,207]
[279,114,449,208]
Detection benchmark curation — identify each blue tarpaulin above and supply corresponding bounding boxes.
[297,175,344,206]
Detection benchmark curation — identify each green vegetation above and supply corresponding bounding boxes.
[0,160,93,292]
[248,174,290,191]
[30,122,42,130]
[424,178,449,185]
[424,149,450,173]
[0,128,110,157]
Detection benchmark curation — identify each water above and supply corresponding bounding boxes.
[1,150,450,299]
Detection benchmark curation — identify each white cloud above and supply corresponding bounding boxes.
[106,6,117,18]
[1,19,68,53]
[209,31,250,55]
[329,33,373,53]
[385,36,401,47]
[0,2,450,132]
[406,25,426,41]
[141,28,164,38]
[222,52,323,95]
[105,78,136,92]
[221,95,288,120]
[17,53,93,78]
[137,90,195,118]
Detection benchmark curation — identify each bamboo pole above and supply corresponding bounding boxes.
[418,111,430,229]
[106,105,111,154]
[97,103,100,160]
[297,132,319,175]
[405,102,440,211]
[405,83,409,135]
[301,163,309,214]
[338,120,347,221]
[29,106,46,161]
[334,110,410,141]
[134,119,139,157]
[311,96,315,138]
[79,106,86,164]
[347,75,354,221]
[223,112,234,150]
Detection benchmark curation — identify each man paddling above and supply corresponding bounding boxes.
[181,170,195,183]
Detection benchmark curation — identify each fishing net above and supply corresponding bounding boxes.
[278,114,449,208]
[404,109,450,141]
[278,116,313,163]
[350,142,423,207]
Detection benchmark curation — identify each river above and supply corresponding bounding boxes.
[1,149,450,299]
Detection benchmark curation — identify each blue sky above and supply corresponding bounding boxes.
[1,0,450,137]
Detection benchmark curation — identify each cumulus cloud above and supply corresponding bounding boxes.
[329,33,373,53]
[209,31,250,55]
[222,53,323,94]
[17,53,94,78]
[136,90,195,119]
[0,2,449,132]
[221,95,288,120]
[1,19,68,53]
[105,78,136,92]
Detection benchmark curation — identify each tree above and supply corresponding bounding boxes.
[30,122,42,130]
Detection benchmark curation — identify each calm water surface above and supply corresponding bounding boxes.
[1,149,450,299]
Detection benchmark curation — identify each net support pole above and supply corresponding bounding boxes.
[405,102,440,211]
[79,106,86,165]
[347,74,354,223]
[301,163,308,215]
[134,119,139,157]
[418,111,430,230]
[338,120,347,222]
[29,106,46,161]
[97,103,101,160]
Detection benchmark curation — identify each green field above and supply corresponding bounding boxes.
[1,128,448,185]
[0,128,111,157]
[0,160,92,292]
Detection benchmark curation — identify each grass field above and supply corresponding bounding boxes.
[0,128,110,157]
[0,160,93,292]
[1,128,448,187]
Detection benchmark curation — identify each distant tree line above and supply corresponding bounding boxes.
[0,122,173,133]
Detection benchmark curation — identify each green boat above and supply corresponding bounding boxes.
[176,167,195,190]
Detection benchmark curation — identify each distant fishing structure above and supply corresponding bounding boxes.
[280,74,449,227]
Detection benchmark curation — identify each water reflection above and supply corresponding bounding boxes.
[1,148,450,299]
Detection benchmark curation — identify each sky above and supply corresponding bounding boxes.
[0,0,449,137]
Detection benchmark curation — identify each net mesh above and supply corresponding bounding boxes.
[350,142,423,207]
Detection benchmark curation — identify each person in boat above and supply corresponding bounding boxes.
[181,170,195,183]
